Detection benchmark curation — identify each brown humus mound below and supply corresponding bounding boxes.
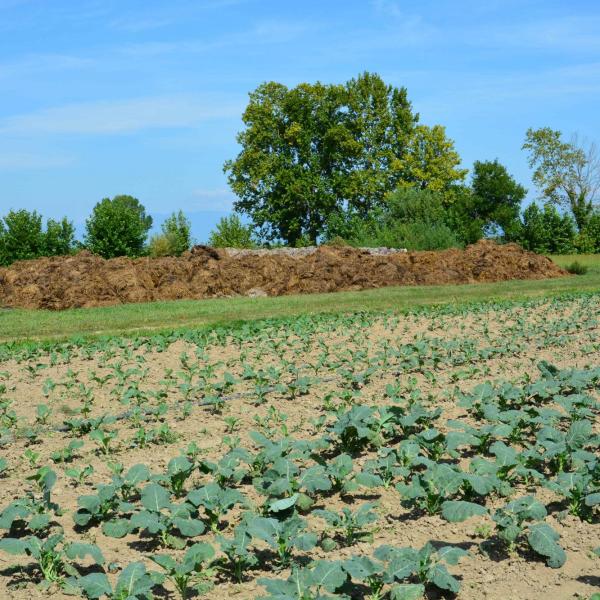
[0,240,568,311]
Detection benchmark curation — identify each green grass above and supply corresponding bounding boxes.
[547,254,600,273]
[1,253,600,343]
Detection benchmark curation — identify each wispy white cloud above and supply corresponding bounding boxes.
[371,0,403,18]
[0,151,74,170]
[0,53,92,80]
[118,18,321,58]
[473,15,600,53]
[0,95,243,135]
[414,62,600,121]
[108,0,248,32]
[190,188,235,211]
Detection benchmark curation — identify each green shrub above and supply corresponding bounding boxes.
[160,211,191,256]
[147,234,176,257]
[0,210,76,266]
[518,203,576,254]
[208,214,255,248]
[579,213,600,253]
[0,209,44,263]
[85,195,152,258]
[351,220,461,251]
[43,217,75,257]
[565,261,589,275]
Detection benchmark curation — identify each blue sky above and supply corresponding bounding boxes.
[1,0,599,242]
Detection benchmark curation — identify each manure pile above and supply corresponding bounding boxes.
[0,240,567,310]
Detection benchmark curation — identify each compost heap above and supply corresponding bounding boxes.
[0,240,568,310]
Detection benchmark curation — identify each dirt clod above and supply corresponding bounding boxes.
[0,240,567,310]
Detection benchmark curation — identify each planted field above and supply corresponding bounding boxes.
[0,294,599,599]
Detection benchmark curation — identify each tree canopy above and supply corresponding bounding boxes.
[471,159,527,237]
[85,195,152,258]
[523,127,600,229]
[225,72,423,245]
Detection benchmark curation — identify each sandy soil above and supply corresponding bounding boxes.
[0,295,598,599]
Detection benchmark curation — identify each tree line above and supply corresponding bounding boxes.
[222,72,600,253]
[0,197,192,266]
[2,72,599,266]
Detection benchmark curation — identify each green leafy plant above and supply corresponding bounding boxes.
[74,561,159,599]
[149,542,215,599]
[187,482,246,532]
[314,503,378,546]
[0,532,104,587]
[246,514,317,567]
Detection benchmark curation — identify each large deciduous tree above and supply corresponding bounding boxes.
[224,73,419,245]
[523,127,600,229]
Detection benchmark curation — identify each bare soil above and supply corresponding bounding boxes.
[0,241,567,310]
[0,296,598,599]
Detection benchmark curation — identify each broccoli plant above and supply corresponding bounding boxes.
[129,483,205,549]
[51,439,84,463]
[216,526,258,583]
[0,532,104,588]
[372,542,468,595]
[74,561,160,599]
[149,542,215,600]
[187,482,246,531]
[89,427,118,455]
[545,471,600,521]
[396,463,464,515]
[314,503,378,546]
[491,496,566,567]
[246,514,317,567]
[259,560,348,599]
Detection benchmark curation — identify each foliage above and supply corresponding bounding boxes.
[579,212,600,252]
[471,159,527,237]
[0,210,75,266]
[85,195,152,258]
[0,297,599,599]
[224,72,419,244]
[518,202,576,254]
[149,211,192,257]
[328,187,463,250]
[523,128,600,229]
[565,261,588,275]
[208,214,256,248]
[401,124,468,193]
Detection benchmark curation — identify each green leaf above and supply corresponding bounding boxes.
[390,583,425,600]
[527,523,566,568]
[102,518,130,538]
[29,513,51,531]
[125,463,151,485]
[295,532,318,551]
[77,495,101,513]
[0,537,27,555]
[74,573,112,599]
[428,562,460,593]
[172,517,205,537]
[185,542,215,565]
[141,483,171,512]
[584,493,600,507]
[149,554,177,571]
[269,494,299,513]
[115,561,153,597]
[441,501,488,523]
[65,542,105,565]
[310,560,347,592]
[343,556,381,580]
[437,546,468,566]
